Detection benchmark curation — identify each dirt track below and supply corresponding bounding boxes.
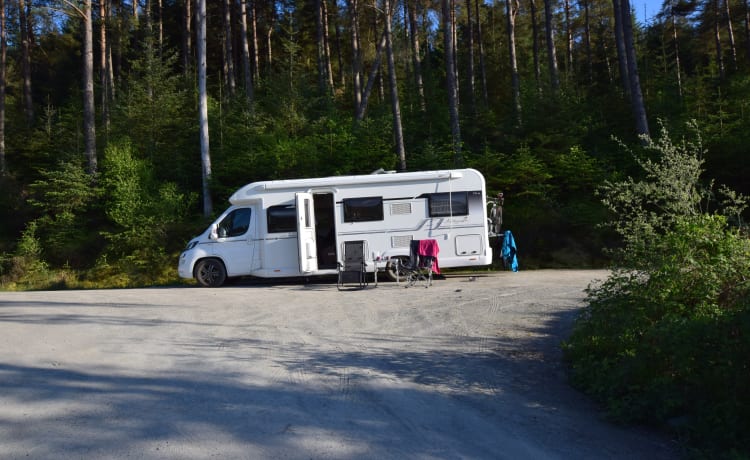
[0,270,679,459]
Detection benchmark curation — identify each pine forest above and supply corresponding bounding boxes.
[0,0,748,284]
[2,0,750,454]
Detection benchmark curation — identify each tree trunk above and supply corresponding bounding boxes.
[613,0,630,99]
[349,0,364,117]
[113,0,123,88]
[670,0,683,97]
[197,0,212,217]
[621,0,649,137]
[583,0,593,83]
[402,1,411,82]
[100,0,110,131]
[506,0,522,125]
[146,0,152,35]
[465,0,476,114]
[724,0,738,70]
[316,0,329,93]
[332,1,345,87]
[475,0,489,106]
[714,0,725,79]
[383,0,406,171]
[373,8,384,103]
[266,13,274,70]
[223,0,236,96]
[564,0,573,77]
[107,4,115,98]
[599,15,614,84]
[442,0,462,165]
[543,0,560,91]
[250,0,260,83]
[745,0,750,63]
[20,0,34,125]
[285,12,294,93]
[0,0,5,175]
[83,0,97,174]
[529,0,542,93]
[406,0,426,111]
[182,0,192,74]
[157,0,163,52]
[357,31,386,121]
[451,0,459,108]
[145,0,155,101]
[239,0,254,106]
[322,0,335,91]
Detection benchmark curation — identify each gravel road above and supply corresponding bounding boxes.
[0,270,679,459]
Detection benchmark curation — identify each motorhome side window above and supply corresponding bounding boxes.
[218,208,251,237]
[267,205,297,233]
[428,192,469,217]
[343,197,384,222]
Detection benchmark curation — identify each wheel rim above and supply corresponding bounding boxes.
[198,261,222,285]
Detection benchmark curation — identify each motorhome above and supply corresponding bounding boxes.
[178,168,493,286]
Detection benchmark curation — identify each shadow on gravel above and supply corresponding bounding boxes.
[0,307,678,459]
[0,300,226,327]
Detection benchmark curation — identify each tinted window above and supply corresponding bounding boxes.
[218,208,252,237]
[428,192,469,217]
[343,197,384,222]
[267,205,297,233]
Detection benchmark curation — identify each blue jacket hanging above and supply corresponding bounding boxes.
[501,230,519,272]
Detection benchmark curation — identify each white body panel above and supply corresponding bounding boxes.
[178,169,492,282]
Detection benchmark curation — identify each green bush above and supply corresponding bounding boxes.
[27,161,102,268]
[98,141,195,285]
[563,122,750,456]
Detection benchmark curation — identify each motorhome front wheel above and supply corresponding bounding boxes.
[194,259,227,287]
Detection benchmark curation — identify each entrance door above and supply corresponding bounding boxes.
[314,193,337,269]
[296,192,318,273]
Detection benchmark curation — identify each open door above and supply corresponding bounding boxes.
[296,192,318,273]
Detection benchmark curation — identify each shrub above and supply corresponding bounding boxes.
[98,141,195,284]
[563,122,750,456]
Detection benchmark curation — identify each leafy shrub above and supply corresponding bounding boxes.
[563,122,750,455]
[97,141,195,285]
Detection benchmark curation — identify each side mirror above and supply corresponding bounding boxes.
[209,223,218,240]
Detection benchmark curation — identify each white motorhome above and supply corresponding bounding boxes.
[178,168,493,286]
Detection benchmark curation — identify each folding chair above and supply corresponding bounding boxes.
[399,239,438,288]
[337,240,368,290]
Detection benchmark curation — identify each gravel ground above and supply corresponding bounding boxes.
[0,269,680,459]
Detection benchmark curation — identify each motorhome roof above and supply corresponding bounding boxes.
[229,169,478,204]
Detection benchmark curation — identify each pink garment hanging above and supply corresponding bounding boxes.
[417,239,440,274]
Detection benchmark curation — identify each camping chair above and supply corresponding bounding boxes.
[399,239,438,288]
[337,240,368,290]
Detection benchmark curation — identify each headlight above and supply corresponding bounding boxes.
[185,240,198,250]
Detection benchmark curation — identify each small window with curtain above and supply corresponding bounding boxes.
[428,192,469,217]
[343,197,384,222]
[267,205,297,233]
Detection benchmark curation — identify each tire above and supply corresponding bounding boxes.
[384,256,410,282]
[194,258,227,287]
